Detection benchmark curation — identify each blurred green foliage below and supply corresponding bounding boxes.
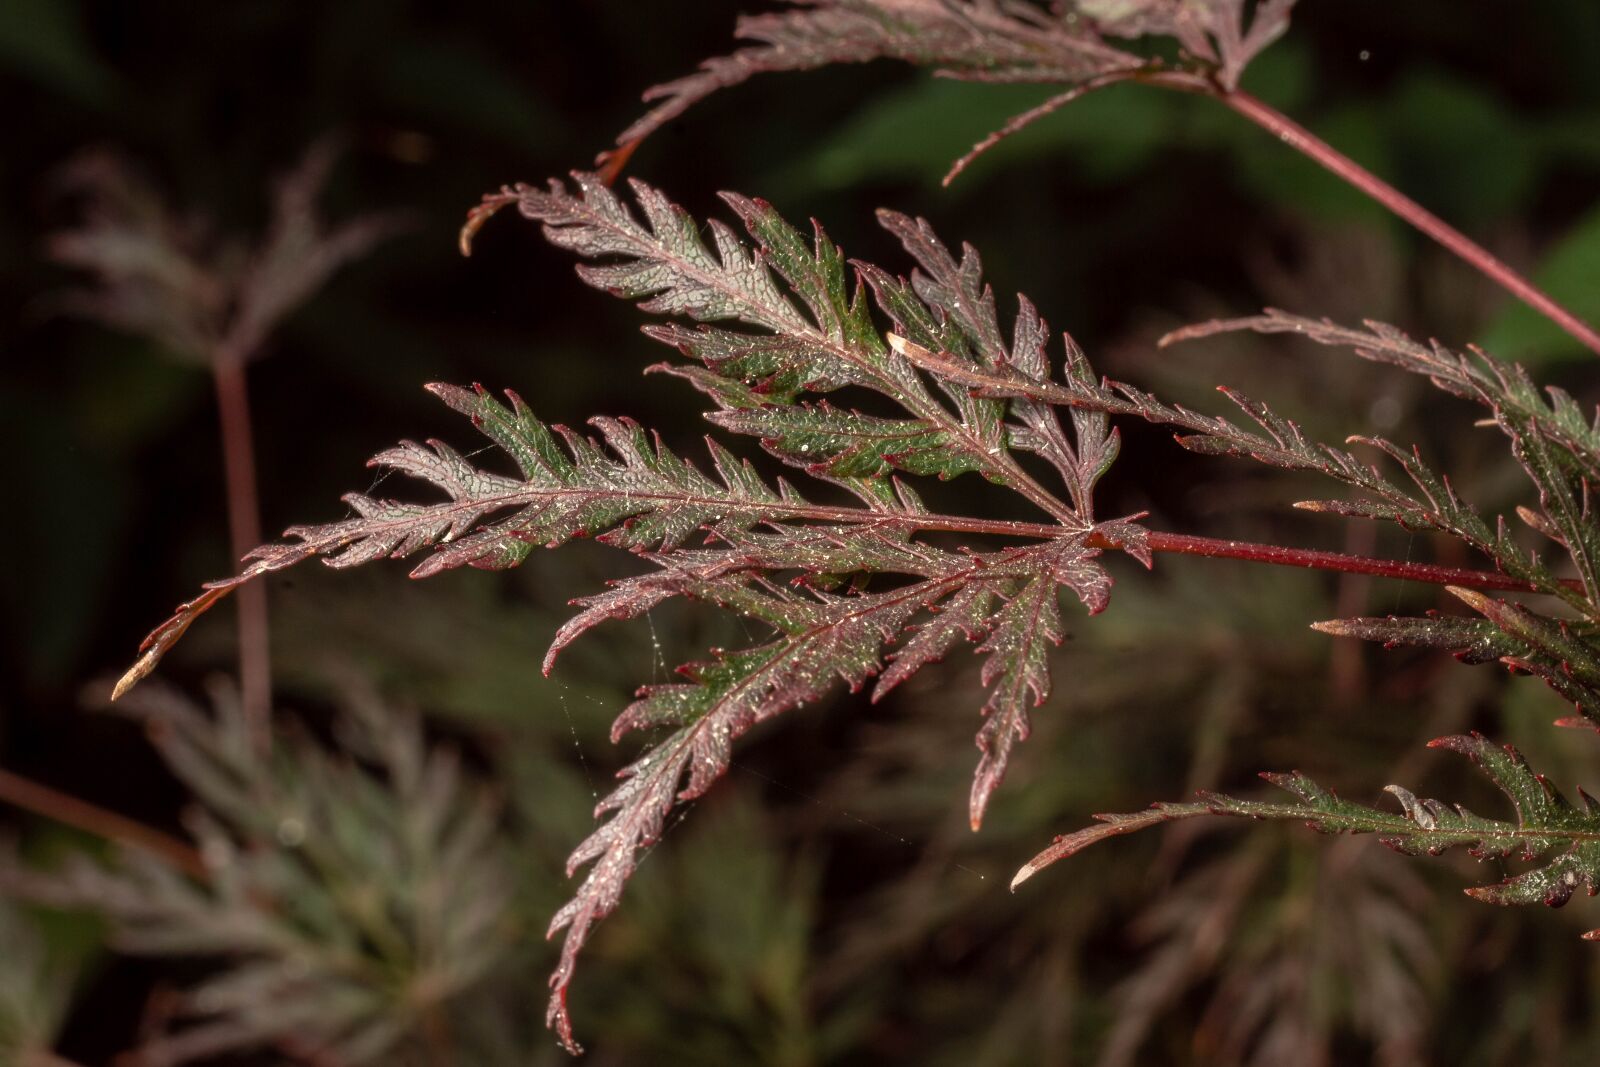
[2,1,1600,1064]
[1484,205,1600,365]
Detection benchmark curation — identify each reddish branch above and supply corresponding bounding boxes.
[0,769,205,879]
[1118,528,1575,595]
[1136,73,1600,359]
[213,354,271,751]
[935,66,1600,359]
[905,520,1578,598]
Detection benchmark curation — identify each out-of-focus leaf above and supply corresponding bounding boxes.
[1227,103,1394,224]
[0,899,83,1062]
[1387,68,1533,223]
[49,144,403,368]
[598,795,838,1065]
[0,0,113,105]
[3,681,519,1067]
[1531,112,1600,168]
[376,40,563,150]
[1481,204,1600,366]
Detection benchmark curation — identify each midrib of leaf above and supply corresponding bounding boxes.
[1505,423,1600,605]
[548,559,996,1045]
[1013,794,1600,893]
[986,574,1053,723]
[335,481,1073,555]
[1178,311,1600,486]
[666,560,996,720]
[1162,312,1600,617]
[893,336,1596,607]
[546,183,1074,521]
[970,569,1056,827]
[1171,800,1600,845]
[544,728,681,1050]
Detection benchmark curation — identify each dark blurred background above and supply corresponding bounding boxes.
[4,2,1600,1064]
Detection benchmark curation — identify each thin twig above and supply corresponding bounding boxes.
[212,353,271,751]
[1119,528,1576,595]
[940,64,1600,353]
[943,70,1140,186]
[113,492,1578,703]
[0,769,205,879]
[1167,79,1600,358]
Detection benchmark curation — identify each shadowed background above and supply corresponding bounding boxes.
[4,2,1600,1064]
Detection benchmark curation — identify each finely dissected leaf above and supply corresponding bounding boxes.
[50,142,402,366]
[706,400,996,479]
[493,173,877,386]
[614,2,1143,151]
[1444,588,1600,720]
[1168,310,1600,483]
[483,173,1073,517]
[545,602,929,1053]
[612,0,1295,159]
[126,177,1169,1052]
[1317,599,1600,720]
[874,580,997,697]
[543,529,1122,1049]
[1019,309,1122,516]
[2,682,513,1066]
[1310,612,1521,665]
[896,326,1589,610]
[1168,310,1600,609]
[970,569,1062,829]
[1082,0,1295,89]
[113,384,819,698]
[870,207,1118,517]
[1502,420,1600,607]
[1015,733,1600,929]
[965,535,1121,828]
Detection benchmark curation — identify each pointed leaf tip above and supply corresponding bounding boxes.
[1009,862,1036,893]
[110,655,154,701]
[1446,585,1493,613]
[460,188,520,257]
[1010,807,1194,891]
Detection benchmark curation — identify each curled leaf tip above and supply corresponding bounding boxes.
[459,189,520,257]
